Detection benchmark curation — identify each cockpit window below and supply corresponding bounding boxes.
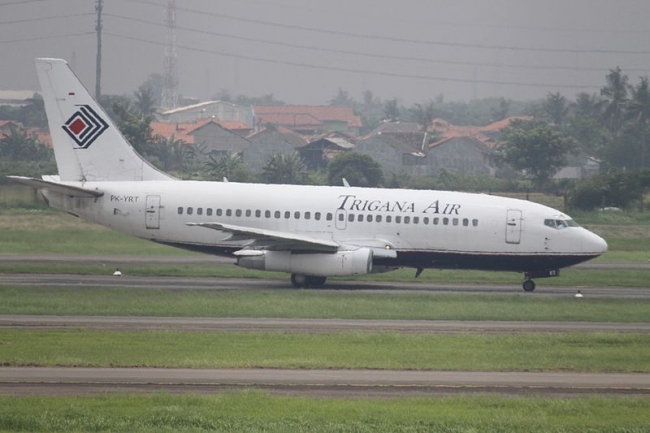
[544,218,580,230]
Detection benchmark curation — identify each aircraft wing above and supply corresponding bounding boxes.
[187,222,340,252]
[8,176,104,198]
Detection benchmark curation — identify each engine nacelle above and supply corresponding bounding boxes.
[237,249,373,277]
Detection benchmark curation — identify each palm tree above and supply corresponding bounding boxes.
[543,92,569,127]
[151,135,193,173]
[626,76,650,167]
[207,152,244,180]
[262,153,307,184]
[599,67,629,137]
[134,85,157,117]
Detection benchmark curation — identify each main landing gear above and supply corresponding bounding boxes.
[290,273,327,288]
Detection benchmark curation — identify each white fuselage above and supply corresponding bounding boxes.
[42,180,607,273]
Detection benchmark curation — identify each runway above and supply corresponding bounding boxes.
[1,367,649,397]
[2,315,649,334]
[2,273,649,298]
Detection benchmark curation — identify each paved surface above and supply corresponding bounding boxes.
[1,273,648,298]
[1,367,649,397]
[2,315,649,334]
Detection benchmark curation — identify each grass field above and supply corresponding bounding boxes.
[1,393,648,433]
[3,286,650,322]
[1,330,648,372]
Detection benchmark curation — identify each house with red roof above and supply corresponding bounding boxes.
[252,105,362,137]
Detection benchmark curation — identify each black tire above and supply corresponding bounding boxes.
[522,280,536,292]
[305,275,327,287]
[290,274,305,288]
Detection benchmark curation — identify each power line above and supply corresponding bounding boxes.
[104,12,650,75]
[104,31,603,91]
[123,0,650,55]
[0,13,94,25]
[0,0,51,7]
[0,31,94,44]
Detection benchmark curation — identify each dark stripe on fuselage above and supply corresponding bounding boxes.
[154,241,597,273]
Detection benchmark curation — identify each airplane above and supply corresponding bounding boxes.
[9,58,608,292]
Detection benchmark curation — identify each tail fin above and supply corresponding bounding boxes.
[36,58,172,182]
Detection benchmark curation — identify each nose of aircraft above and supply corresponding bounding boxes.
[586,230,608,255]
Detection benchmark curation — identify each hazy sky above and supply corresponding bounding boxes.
[2,0,650,105]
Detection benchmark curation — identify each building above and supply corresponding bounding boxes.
[158,101,252,124]
[252,105,362,136]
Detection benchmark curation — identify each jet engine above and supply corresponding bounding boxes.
[237,248,373,276]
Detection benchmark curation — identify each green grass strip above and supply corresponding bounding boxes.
[0,393,649,433]
[1,330,648,372]
[3,286,650,322]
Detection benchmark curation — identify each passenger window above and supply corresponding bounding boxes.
[274,211,281,219]
[236,209,242,217]
[226,209,232,217]
[423,217,429,225]
[245,210,251,217]
[315,212,321,220]
[285,211,290,219]
[207,208,213,216]
[395,216,402,224]
[472,219,479,227]
[327,213,333,221]
[386,215,392,223]
[177,207,183,215]
[338,213,344,221]
[187,207,193,215]
[404,216,410,224]
[357,214,364,222]
[463,218,468,227]
[265,210,271,218]
[197,208,203,216]
[433,217,439,225]
[367,215,373,222]
[295,212,301,219]
[443,217,449,225]
[305,212,311,220]
[376,215,382,223]
[413,217,419,224]
[256,210,261,218]
[216,209,222,216]
[348,214,355,222]
[453,218,458,226]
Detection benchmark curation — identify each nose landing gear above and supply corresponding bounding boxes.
[522,269,560,292]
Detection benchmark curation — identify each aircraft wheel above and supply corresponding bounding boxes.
[305,276,327,287]
[522,279,536,292]
[291,274,306,288]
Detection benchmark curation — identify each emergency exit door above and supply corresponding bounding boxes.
[505,209,522,244]
[145,195,161,229]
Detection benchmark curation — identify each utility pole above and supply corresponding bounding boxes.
[161,0,178,109]
[95,0,103,99]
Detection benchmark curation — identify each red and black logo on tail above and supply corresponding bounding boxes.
[62,105,109,149]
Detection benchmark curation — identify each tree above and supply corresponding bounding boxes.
[543,92,569,127]
[327,152,384,187]
[490,98,510,122]
[111,100,154,154]
[0,125,51,161]
[329,88,355,107]
[626,76,650,167]
[206,152,250,182]
[500,120,574,190]
[134,85,157,117]
[599,67,629,137]
[409,101,437,131]
[383,98,400,121]
[262,153,307,184]
[149,135,194,173]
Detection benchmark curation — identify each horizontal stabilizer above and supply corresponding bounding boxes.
[187,222,339,251]
[8,176,104,198]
